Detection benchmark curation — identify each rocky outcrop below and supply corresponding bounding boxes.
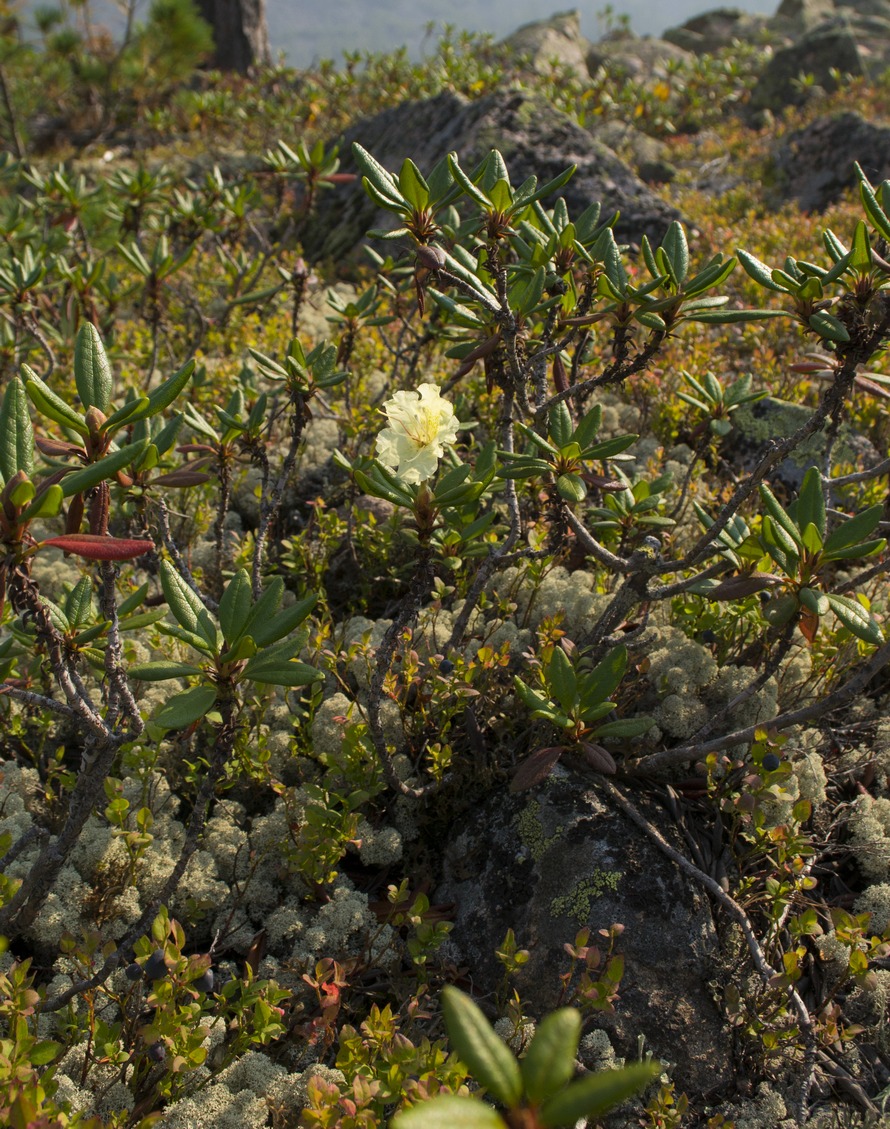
[586,30,693,79]
[663,6,770,53]
[307,90,680,263]
[727,397,880,491]
[772,110,890,209]
[500,9,590,75]
[754,8,890,112]
[436,769,734,1094]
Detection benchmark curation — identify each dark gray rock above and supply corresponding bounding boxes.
[436,769,733,1094]
[772,110,890,210]
[586,31,693,78]
[749,13,890,114]
[306,90,680,263]
[663,6,770,53]
[770,0,837,38]
[595,121,677,186]
[727,396,880,493]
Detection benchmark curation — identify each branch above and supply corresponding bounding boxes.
[631,639,890,774]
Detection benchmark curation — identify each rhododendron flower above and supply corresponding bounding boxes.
[375,383,460,484]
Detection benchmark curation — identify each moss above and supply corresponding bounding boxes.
[514,800,563,862]
[550,870,622,923]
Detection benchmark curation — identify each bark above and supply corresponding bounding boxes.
[196,0,269,73]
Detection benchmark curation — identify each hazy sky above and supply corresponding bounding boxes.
[20,1,780,67]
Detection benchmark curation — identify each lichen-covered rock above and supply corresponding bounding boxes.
[772,111,890,211]
[663,7,770,54]
[726,397,878,493]
[500,9,590,75]
[749,17,874,115]
[304,90,680,263]
[586,30,693,78]
[436,769,731,1092]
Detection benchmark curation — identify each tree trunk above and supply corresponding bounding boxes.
[196,0,270,73]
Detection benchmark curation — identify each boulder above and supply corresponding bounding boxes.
[838,0,890,16]
[769,0,838,38]
[726,397,880,493]
[595,121,677,185]
[663,6,770,53]
[586,30,693,79]
[750,14,890,114]
[305,90,681,263]
[499,9,590,76]
[772,110,890,210]
[436,769,733,1094]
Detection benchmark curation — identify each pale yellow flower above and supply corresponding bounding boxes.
[375,383,459,484]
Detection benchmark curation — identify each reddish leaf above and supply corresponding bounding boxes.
[510,746,565,792]
[799,606,820,646]
[578,741,617,774]
[710,572,780,600]
[35,436,85,458]
[151,470,213,488]
[41,534,154,560]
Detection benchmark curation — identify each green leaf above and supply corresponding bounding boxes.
[129,661,204,681]
[447,152,493,210]
[393,1095,506,1129]
[687,309,788,325]
[219,569,252,644]
[539,1061,660,1127]
[521,1008,581,1104]
[352,143,407,208]
[399,158,430,210]
[593,716,656,738]
[821,537,886,562]
[250,593,316,647]
[826,594,884,645]
[21,483,63,522]
[118,582,150,618]
[736,249,786,292]
[759,484,803,548]
[761,516,799,574]
[64,575,93,626]
[152,685,217,730]
[106,359,196,430]
[159,560,207,635]
[851,220,872,271]
[796,466,826,540]
[799,587,829,617]
[808,310,850,343]
[60,442,147,499]
[856,162,890,242]
[571,405,602,451]
[548,402,573,449]
[556,473,587,503]
[29,1040,62,1066]
[74,322,113,413]
[440,986,522,1108]
[579,646,628,712]
[24,366,88,437]
[584,434,638,460]
[514,677,560,720]
[547,647,578,716]
[0,375,33,482]
[823,505,883,554]
[661,221,689,286]
[242,657,321,687]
